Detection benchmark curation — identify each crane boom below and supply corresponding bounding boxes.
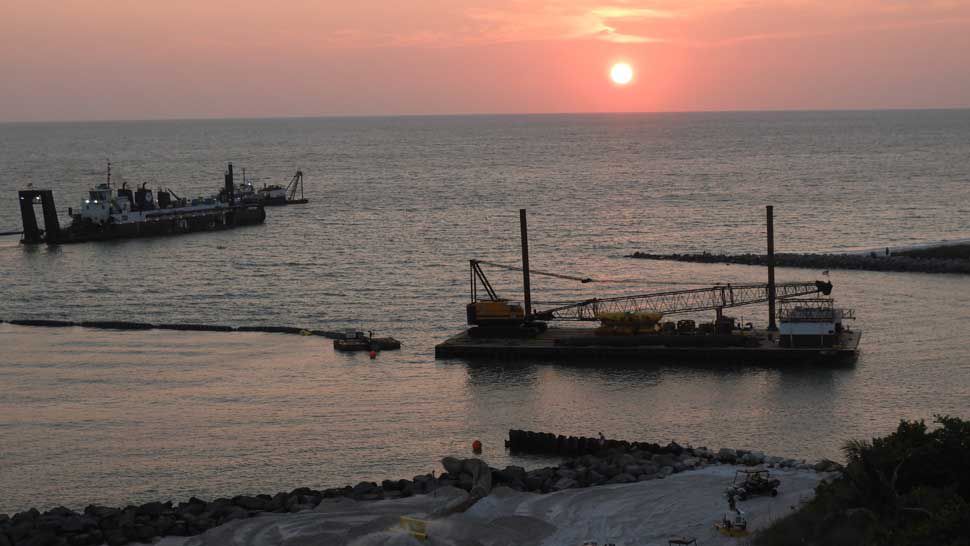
[286,171,304,202]
[533,281,833,321]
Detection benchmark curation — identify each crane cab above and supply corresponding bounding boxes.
[466,300,525,325]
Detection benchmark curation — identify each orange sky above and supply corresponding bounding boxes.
[2,0,969,121]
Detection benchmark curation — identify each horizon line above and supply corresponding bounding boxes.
[2,105,970,125]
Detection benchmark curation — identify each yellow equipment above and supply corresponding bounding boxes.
[399,516,428,540]
[466,300,525,325]
[595,311,663,335]
[714,512,750,537]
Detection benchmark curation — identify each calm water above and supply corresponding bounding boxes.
[1,111,969,514]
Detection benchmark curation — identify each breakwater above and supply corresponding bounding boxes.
[627,250,970,274]
[0,430,841,546]
[0,319,348,339]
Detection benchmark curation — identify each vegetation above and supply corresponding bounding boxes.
[753,416,970,546]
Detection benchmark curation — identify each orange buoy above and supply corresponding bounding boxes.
[472,439,482,453]
[369,350,377,359]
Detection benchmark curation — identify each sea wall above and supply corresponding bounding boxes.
[0,430,841,546]
[627,251,970,274]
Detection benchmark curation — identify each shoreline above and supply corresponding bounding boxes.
[627,243,970,274]
[0,435,840,546]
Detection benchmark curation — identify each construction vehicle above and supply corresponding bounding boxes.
[714,510,750,538]
[728,469,780,500]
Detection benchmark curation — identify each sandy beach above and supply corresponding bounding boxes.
[154,465,826,546]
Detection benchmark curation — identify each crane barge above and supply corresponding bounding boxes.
[435,208,861,364]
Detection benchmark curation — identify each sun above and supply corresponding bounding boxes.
[610,63,634,85]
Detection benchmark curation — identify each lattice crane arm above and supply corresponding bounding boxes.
[532,281,833,321]
[286,171,304,202]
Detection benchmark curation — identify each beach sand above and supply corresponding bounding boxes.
[154,465,826,546]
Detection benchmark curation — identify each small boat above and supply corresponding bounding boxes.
[259,171,308,206]
[333,331,401,352]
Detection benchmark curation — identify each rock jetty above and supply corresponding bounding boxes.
[0,431,842,546]
[627,250,970,274]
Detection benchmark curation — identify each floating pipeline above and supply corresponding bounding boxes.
[155,323,235,332]
[9,319,77,327]
[80,321,154,330]
[236,325,306,335]
[3,320,362,340]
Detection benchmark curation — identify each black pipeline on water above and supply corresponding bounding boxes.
[2,319,346,339]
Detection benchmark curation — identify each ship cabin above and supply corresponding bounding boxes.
[778,299,854,348]
[79,183,117,224]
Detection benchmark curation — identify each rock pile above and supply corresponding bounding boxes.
[0,445,843,546]
[627,251,970,275]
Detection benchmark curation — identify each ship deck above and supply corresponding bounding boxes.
[435,327,860,364]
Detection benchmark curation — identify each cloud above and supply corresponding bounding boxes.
[462,2,674,45]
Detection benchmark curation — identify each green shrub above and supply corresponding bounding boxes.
[753,415,970,546]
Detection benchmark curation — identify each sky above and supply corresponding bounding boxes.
[1,0,969,121]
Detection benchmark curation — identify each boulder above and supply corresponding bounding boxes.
[232,495,268,511]
[740,452,762,466]
[616,453,636,467]
[694,447,714,459]
[351,481,380,499]
[652,453,676,468]
[658,466,674,478]
[103,529,127,546]
[83,505,120,520]
[664,441,684,455]
[717,448,737,463]
[137,501,171,517]
[556,468,578,480]
[441,457,464,475]
[19,530,57,546]
[552,477,578,491]
[814,459,842,472]
[607,473,636,484]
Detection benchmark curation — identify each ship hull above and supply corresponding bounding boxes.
[48,204,265,244]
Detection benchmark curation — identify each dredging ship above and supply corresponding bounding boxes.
[18,163,265,244]
[435,208,861,364]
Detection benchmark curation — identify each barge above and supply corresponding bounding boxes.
[18,162,265,245]
[435,208,861,365]
[436,323,861,364]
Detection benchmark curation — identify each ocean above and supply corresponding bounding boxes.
[1,110,969,514]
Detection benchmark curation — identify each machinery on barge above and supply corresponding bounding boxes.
[436,208,861,363]
[18,162,265,244]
